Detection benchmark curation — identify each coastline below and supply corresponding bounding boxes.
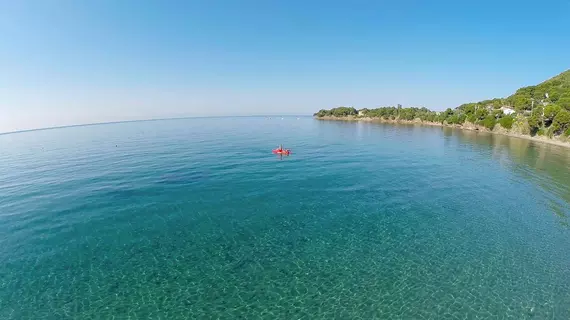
[315,116,570,149]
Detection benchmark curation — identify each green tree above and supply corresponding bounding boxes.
[493,99,502,108]
[515,86,535,96]
[436,112,447,123]
[474,107,489,120]
[527,114,540,135]
[458,103,477,115]
[532,86,548,101]
[557,94,570,110]
[491,109,504,118]
[314,109,331,117]
[512,95,532,111]
[425,112,437,122]
[482,115,496,130]
[499,115,514,129]
[551,109,570,134]
[466,114,477,123]
[531,106,544,127]
[331,107,358,117]
[457,113,466,124]
[543,104,561,125]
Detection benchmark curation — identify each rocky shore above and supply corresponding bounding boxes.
[315,116,570,149]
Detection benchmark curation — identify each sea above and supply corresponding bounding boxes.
[1,116,569,319]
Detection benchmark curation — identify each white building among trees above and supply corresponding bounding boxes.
[500,107,516,115]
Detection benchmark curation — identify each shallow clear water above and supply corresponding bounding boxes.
[1,117,570,319]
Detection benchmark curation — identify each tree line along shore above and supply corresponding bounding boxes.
[314,70,570,142]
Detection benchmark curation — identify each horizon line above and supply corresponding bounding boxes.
[0,114,312,136]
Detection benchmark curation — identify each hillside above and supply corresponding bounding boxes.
[314,69,570,139]
[507,69,570,111]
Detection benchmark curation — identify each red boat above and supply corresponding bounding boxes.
[272,148,291,155]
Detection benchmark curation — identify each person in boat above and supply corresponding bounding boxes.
[277,144,283,152]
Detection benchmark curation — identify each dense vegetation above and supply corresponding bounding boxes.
[314,106,358,117]
[314,70,570,138]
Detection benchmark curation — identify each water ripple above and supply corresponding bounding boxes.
[0,117,569,319]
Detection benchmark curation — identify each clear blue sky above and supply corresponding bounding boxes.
[1,0,569,132]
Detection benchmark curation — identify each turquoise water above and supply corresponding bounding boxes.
[1,117,570,319]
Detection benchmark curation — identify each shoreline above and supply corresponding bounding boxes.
[315,116,570,149]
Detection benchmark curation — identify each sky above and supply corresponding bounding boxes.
[1,0,569,133]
